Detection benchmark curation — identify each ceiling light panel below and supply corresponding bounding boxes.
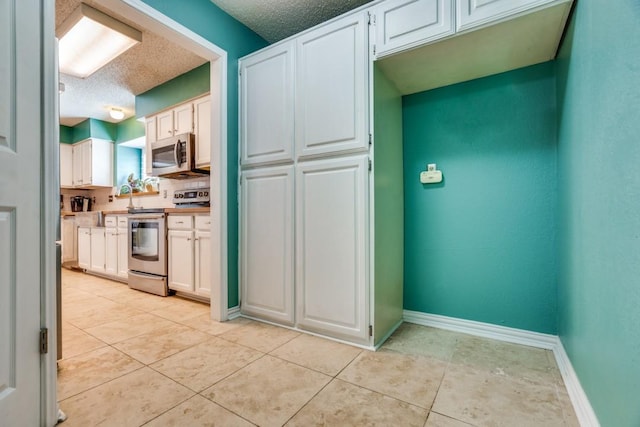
[58,4,142,79]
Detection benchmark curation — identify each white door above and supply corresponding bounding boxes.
[241,166,295,325]
[295,155,369,343]
[60,143,73,187]
[295,13,368,159]
[0,0,47,423]
[117,227,129,278]
[374,0,454,57]
[72,143,83,186]
[90,227,105,273]
[81,140,92,186]
[194,96,211,167]
[168,229,195,292]
[195,229,211,297]
[77,227,91,269]
[145,116,157,175]
[105,228,118,276]
[157,110,174,139]
[240,41,295,166]
[457,0,548,31]
[174,103,193,134]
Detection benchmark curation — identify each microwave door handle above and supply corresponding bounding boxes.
[174,141,181,167]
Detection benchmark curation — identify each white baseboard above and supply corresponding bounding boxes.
[403,310,600,427]
[227,306,240,319]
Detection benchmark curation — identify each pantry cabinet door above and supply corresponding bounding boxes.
[374,0,454,58]
[241,165,295,325]
[295,155,369,343]
[295,13,369,159]
[240,41,295,166]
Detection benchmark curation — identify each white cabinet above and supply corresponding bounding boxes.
[105,227,118,276]
[156,103,193,140]
[145,96,212,171]
[77,227,91,270]
[194,95,212,168]
[240,42,295,166]
[89,227,105,273]
[456,0,557,31]
[168,229,194,293]
[145,117,157,176]
[117,217,128,279]
[194,216,212,296]
[71,138,113,188]
[295,12,369,159]
[168,214,211,299]
[241,166,295,325]
[295,155,369,342]
[374,0,454,58]
[60,143,73,188]
[61,216,77,263]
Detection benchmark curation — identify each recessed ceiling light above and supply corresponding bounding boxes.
[57,3,142,79]
[109,108,125,121]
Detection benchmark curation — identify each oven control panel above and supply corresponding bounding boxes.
[173,188,210,205]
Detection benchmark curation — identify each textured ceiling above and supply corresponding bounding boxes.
[210,0,374,43]
[56,0,207,126]
[57,0,375,127]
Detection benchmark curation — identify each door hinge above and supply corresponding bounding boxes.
[369,133,372,146]
[368,12,376,26]
[368,159,372,172]
[40,328,48,354]
[368,325,373,337]
[373,44,376,56]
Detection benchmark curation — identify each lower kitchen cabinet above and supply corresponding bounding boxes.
[168,214,211,299]
[117,224,128,279]
[89,227,105,273]
[61,216,77,264]
[105,227,118,276]
[77,227,91,270]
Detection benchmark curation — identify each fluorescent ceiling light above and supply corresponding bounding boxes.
[110,108,125,120]
[58,4,142,79]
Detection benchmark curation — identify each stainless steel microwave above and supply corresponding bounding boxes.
[150,133,209,179]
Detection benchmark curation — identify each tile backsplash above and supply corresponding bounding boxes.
[62,177,210,212]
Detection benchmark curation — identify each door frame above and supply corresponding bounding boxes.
[43,0,229,422]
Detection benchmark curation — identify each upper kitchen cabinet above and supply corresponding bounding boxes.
[60,143,73,188]
[71,138,113,188]
[295,12,369,159]
[156,103,193,139]
[374,0,454,59]
[144,94,212,171]
[193,95,212,169]
[374,0,573,94]
[240,41,295,167]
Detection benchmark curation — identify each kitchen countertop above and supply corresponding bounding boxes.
[164,207,210,214]
[102,210,129,215]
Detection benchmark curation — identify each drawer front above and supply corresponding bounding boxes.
[104,216,117,227]
[117,216,128,228]
[194,215,211,230]
[167,215,193,230]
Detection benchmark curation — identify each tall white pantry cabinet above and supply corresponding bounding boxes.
[239,11,404,346]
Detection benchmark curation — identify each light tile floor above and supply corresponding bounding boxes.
[58,269,579,426]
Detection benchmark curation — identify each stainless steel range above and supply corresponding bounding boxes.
[173,187,210,207]
[127,208,168,296]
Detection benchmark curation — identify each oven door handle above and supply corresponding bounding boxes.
[174,141,181,167]
[129,214,165,220]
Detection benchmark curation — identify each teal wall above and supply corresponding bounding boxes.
[556,1,640,425]
[60,125,74,144]
[116,116,145,143]
[140,0,267,308]
[115,146,142,187]
[403,62,558,334]
[136,62,210,117]
[60,118,118,143]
